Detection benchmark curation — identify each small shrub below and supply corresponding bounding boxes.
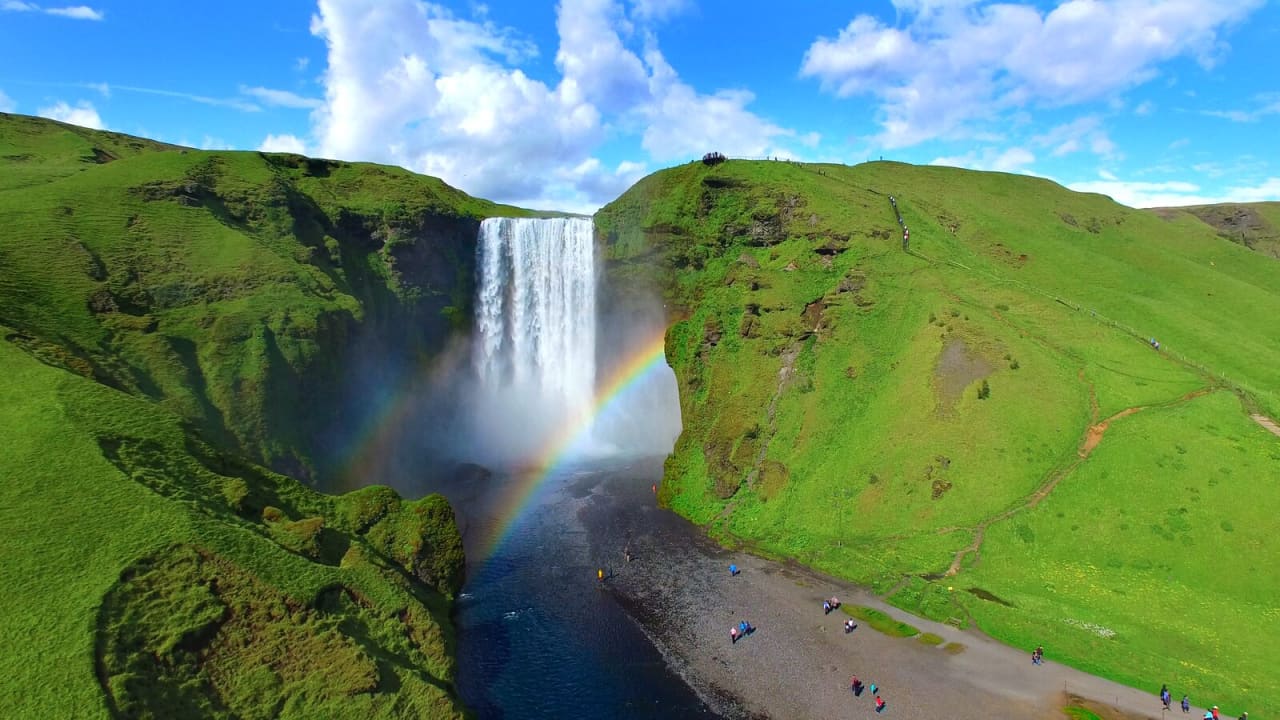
[978,379,991,400]
[1009,359,1020,370]
[995,303,1009,311]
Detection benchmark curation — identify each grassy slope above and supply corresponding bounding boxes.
[1159,201,1280,260]
[596,159,1280,716]
[0,114,524,717]
[0,111,530,482]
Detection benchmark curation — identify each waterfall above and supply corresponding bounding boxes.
[473,217,598,459]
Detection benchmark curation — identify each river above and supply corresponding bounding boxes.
[444,457,726,719]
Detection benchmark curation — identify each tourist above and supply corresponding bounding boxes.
[869,683,878,696]
[730,626,739,644]
[823,600,832,614]
[1182,695,1190,713]
[1212,705,1220,720]
[1239,713,1247,720]
[844,619,857,633]
[729,563,739,576]
[850,675,860,693]
[1162,684,1172,709]
[829,596,840,609]
[875,695,886,713]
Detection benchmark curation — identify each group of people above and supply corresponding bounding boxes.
[888,195,909,250]
[1161,683,1246,719]
[849,676,887,713]
[729,619,755,643]
[1031,645,1045,665]
[831,599,889,712]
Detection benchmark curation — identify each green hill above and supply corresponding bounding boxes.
[0,112,530,718]
[1155,201,1280,260]
[596,159,1280,716]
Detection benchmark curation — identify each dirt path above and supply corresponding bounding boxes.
[943,386,1214,577]
[1251,413,1280,438]
[579,465,1213,720]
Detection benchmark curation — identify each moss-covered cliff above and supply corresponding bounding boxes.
[0,111,535,482]
[0,113,518,718]
[595,158,1280,714]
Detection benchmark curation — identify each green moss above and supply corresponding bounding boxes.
[0,115,484,718]
[840,606,920,638]
[598,158,1280,716]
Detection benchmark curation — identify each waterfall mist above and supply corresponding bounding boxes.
[471,217,598,464]
[332,215,681,493]
[467,216,680,467]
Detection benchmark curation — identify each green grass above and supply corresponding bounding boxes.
[918,632,944,646]
[0,114,505,717]
[841,606,920,638]
[0,338,467,718]
[0,112,532,482]
[597,158,1280,717]
[1062,708,1103,720]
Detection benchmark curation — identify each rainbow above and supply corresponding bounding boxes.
[480,330,671,555]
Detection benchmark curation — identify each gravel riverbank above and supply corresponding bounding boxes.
[572,460,1208,720]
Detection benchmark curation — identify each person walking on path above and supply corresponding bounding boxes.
[1182,695,1190,713]
[1161,684,1172,709]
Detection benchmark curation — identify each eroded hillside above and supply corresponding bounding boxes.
[596,159,1280,715]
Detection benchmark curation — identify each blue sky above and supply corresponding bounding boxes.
[2,0,1278,212]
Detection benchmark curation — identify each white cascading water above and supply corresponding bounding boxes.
[474,217,598,462]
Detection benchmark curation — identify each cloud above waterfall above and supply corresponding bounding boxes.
[302,0,800,211]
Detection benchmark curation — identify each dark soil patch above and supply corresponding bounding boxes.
[934,338,994,410]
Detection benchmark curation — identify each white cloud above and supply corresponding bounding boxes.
[106,84,260,112]
[1032,116,1116,159]
[1134,100,1154,116]
[630,0,688,22]
[37,99,104,129]
[258,133,309,154]
[932,146,1035,173]
[640,46,790,161]
[295,56,310,72]
[45,4,101,19]
[298,0,797,210]
[1203,93,1280,123]
[802,1,1264,148]
[2,2,103,19]
[199,136,234,150]
[1068,177,1280,207]
[0,88,14,113]
[240,86,323,109]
